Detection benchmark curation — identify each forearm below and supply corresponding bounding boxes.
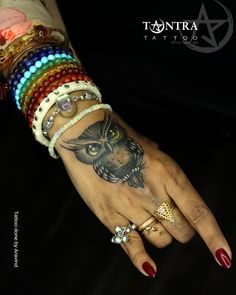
[40,0,68,33]
[1,0,102,152]
[0,0,68,76]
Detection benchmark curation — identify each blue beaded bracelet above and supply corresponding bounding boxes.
[9,45,71,89]
[14,53,76,107]
[16,58,80,110]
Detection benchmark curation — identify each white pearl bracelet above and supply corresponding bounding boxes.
[48,103,113,159]
[32,80,102,147]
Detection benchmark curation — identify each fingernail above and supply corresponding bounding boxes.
[215,248,231,269]
[142,262,156,278]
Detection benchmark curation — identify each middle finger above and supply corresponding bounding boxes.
[143,187,195,243]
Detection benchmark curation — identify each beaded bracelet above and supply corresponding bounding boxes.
[26,71,92,122]
[24,68,83,117]
[8,43,72,86]
[21,63,80,111]
[27,74,92,128]
[11,55,79,100]
[48,103,112,159]
[8,46,74,99]
[43,92,100,137]
[13,53,75,96]
[23,62,79,97]
[14,53,75,107]
[26,72,93,122]
[32,80,102,147]
[9,56,68,98]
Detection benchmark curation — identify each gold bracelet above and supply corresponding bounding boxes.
[0,24,69,78]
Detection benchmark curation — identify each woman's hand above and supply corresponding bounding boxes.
[51,106,232,277]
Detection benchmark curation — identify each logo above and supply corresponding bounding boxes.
[143,20,198,34]
[142,0,233,53]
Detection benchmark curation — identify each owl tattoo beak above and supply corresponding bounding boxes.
[104,141,113,153]
[61,112,145,188]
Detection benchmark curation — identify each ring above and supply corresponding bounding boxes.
[138,216,160,236]
[111,224,137,244]
[154,201,175,223]
[142,223,159,236]
[137,216,156,232]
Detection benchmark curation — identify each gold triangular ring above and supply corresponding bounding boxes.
[154,201,175,223]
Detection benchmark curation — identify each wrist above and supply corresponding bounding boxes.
[55,108,110,153]
[44,91,102,139]
[48,104,112,158]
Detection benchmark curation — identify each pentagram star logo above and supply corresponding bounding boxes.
[150,19,165,34]
[182,0,233,53]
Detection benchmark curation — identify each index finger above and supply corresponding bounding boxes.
[164,166,232,269]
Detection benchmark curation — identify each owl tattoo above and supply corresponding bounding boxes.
[61,113,145,188]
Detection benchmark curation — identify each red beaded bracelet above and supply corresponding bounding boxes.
[24,68,84,116]
[26,71,82,121]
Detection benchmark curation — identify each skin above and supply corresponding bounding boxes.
[45,92,232,277]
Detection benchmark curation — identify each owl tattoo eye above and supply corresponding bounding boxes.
[107,128,120,141]
[86,144,101,156]
[61,112,145,188]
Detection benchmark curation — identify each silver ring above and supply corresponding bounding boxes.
[111,224,137,244]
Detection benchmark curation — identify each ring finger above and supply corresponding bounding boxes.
[138,217,173,249]
[99,210,157,277]
[115,200,173,249]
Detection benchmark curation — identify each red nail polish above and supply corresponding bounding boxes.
[215,248,231,269]
[142,262,156,278]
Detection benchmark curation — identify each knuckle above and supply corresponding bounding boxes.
[122,193,137,208]
[189,205,210,226]
[148,194,159,207]
[116,189,139,209]
[161,161,189,194]
[101,213,114,228]
[96,204,117,227]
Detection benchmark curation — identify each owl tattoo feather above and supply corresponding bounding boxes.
[61,113,145,188]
